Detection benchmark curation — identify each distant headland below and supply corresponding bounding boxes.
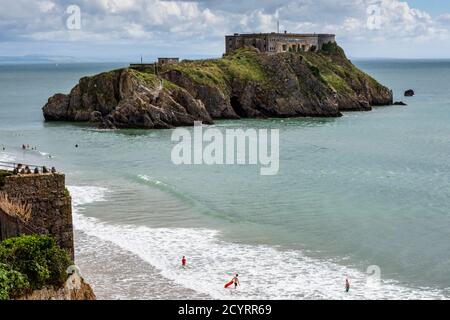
[42,33,393,129]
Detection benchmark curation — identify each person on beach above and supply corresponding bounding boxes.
[233,274,240,289]
[181,256,187,267]
[345,278,350,292]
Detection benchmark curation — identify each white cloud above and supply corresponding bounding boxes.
[0,0,449,58]
[37,1,56,13]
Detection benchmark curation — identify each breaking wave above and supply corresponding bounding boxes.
[68,185,448,300]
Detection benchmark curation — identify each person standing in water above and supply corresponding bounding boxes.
[233,274,240,289]
[345,278,350,292]
[181,256,187,267]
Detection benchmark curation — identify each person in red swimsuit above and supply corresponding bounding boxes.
[182,256,187,267]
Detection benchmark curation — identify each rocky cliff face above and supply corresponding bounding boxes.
[43,69,212,129]
[43,44,393,128]
[16,274,96,300]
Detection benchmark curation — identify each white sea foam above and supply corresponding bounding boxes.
[0,152,15,169]
[68,185,448,300]
[138,175,164,186]
[0,153,14,162]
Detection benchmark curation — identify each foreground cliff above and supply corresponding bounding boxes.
[0,235,95,300]
[43,44,393,129]
[16,273,96,300]
[0,170,95,300]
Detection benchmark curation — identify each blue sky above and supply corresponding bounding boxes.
[1,0,450,61]
[407,0,450,15]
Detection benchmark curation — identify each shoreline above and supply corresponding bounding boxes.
[67,183,448,300]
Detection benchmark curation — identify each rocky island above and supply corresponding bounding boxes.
[43,42,393,129]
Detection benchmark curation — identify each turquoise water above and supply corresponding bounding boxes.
[0,61,449,299]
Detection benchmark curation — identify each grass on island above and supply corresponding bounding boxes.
[131,69,180,91]
[159,48,270,94]
[299,42,386,94]
[127,43,386,98]
[159,44,382,96]
[298,45,354,94]
[0,235,72,300]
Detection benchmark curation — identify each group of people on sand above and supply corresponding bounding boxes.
[180,256,351,292]
[12,163,56,175]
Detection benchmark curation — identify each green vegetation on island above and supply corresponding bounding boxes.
[160,48,270,94]
[42,44,393,129]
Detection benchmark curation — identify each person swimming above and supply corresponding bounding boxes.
[233,274,240,289]
[181,256,187,267]
[345,278,350,292]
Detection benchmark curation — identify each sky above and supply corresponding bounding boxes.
[1,0,450,61]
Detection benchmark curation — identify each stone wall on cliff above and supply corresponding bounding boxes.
[0,173,74,259]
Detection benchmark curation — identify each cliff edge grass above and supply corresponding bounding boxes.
[43,43,393,129]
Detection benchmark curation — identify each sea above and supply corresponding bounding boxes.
[0,59,449,299]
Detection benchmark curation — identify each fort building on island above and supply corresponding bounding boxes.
[130,57,180,73]
[130,32,336,72]
[225,32,336,54]
[157,57,180,66]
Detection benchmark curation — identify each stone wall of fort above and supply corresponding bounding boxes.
[0,173,74,259]
[226,33,336,54]
[318,34,337,50]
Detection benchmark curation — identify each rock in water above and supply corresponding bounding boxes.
[42,93,70,121]
[393,101,407,106]
[404,89,415,97]
[43,46,394,129]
